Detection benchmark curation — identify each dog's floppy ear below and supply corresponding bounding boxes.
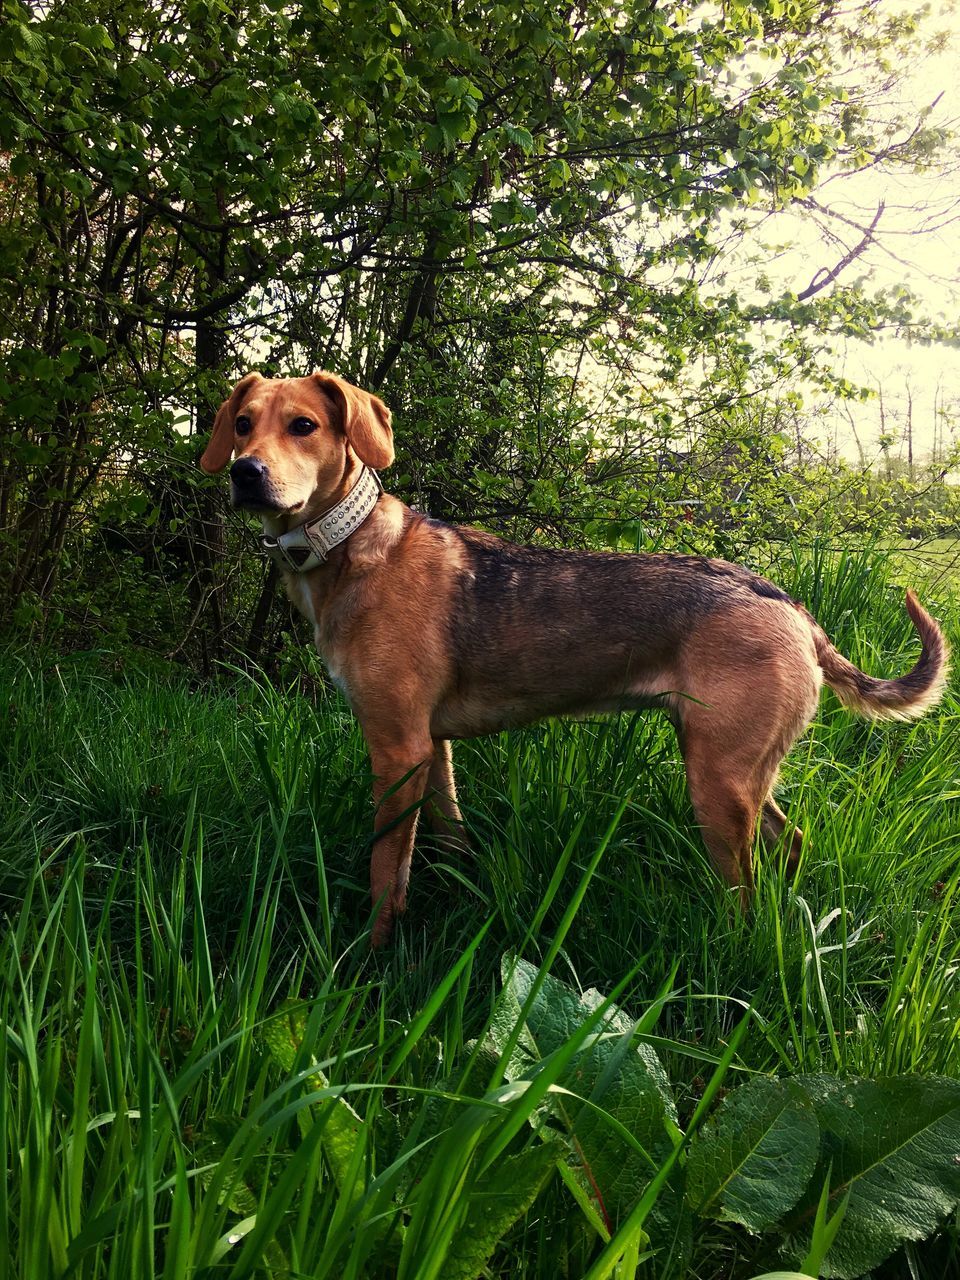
[200,372,263,474]
[312,371,394,469]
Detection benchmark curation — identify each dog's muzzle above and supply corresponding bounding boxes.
[230,456,280,511]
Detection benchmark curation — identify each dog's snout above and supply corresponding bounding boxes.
[229,454,284,512]
[231,456,268,487]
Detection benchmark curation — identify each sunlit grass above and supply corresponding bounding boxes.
[0,545,958,1277]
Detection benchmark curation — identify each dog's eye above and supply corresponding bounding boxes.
[289,417,318,437]
[235,415,252,436]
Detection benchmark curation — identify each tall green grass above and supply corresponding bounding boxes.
[1,545,958,1277]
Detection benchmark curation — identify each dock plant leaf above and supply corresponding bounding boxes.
[686,1076,819,1232]
[783,1074,960,1278]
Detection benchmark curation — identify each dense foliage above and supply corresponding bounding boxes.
[1,0,957,663]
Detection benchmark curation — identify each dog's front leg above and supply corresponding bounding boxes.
[367,733,434,946]
[425,739,472,854]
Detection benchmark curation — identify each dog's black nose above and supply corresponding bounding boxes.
[231,456,268,488]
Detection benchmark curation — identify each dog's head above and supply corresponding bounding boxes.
[199,371,394,516]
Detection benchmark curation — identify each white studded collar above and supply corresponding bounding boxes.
[260,467,383,573]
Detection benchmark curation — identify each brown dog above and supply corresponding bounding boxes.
[201,371,949,944]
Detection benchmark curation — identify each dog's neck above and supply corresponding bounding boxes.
[260,457,365,539]
[259,462,384,573]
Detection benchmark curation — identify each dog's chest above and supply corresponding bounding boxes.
[283,573,352,699]
[287,575,317,627]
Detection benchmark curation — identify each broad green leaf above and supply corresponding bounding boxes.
[443,1144,558,1280]
[261,1001,306,1074]
[262,1001,364,1196]
[785,1075,960,1278]
[749,1274,816,1279]
[483,958,689,1272]
[686,1076,819,1232]
[503,122,534,153]
[312,1092,365,1200]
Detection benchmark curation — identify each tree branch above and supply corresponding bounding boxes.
[795,200,884,301]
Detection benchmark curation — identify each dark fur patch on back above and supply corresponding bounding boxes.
[442,527,801,681]
[748,577,796,605]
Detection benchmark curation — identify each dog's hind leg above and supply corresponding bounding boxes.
[681,738,764,907]
[682,730,804,906]
[676,602,821,906]
[760,795,804,875]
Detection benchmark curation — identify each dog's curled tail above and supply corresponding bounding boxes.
[811,590,949,721]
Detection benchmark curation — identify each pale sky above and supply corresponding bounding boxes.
[748,1,960,463]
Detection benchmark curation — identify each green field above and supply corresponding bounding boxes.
[2,546,959,1279]
[895,538,960,586]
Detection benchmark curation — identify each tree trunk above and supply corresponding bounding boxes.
[191,256,228,675]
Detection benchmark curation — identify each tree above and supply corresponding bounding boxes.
[0,0,955,654]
